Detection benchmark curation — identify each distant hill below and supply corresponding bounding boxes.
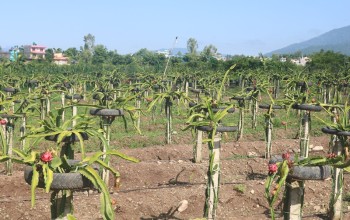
[265,25,350,56]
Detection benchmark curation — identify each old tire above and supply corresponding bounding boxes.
[0,113,21,119]
[231,96,251,101]
[211,107,235,113]
[337,131,350,136]
[321,126,350,136]
[63,82,71,89]
[90,108,124,117]
[259,104,284,110]
[196,125,238,133]
[292,104,322,112]
[189,88,201,94]
[65,94,83,100]
[288,165,331,180]
[26,80,38,87]
[321,127,338,135]
[270,155,331,180]
[24,161,95,190]
[3,87,17,93]
[296,82,313,87]
[152,85,160,90]
[189,102,197,108]
[131,87,141,93]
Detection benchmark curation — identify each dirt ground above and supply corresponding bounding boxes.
[1,133,350,220]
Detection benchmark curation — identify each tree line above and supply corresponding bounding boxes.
[1,34,350,75]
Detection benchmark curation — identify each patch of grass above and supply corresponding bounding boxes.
[343,192,350,202]
[233,184,246,194]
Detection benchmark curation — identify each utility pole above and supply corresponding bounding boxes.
[163,36,178,76]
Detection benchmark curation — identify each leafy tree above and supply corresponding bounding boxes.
[201,44,218,59]
[111,53,133,66]
[224,55,263,71]
[124,60,141,74]
[183,53,200,69]
[307,50,348,72]
[187,38,198,55]
[207,57,221,70]
[92,44,108,65]
[170,55,183,66]
[64,47,79,62]
[45,48,54,63]
[79,33,96,64]
[80,50,92,64]
[270,54,281,62]
[83,33,95,53]
[132,48,166,72]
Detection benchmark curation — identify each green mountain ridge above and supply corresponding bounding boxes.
[265,25,350,56]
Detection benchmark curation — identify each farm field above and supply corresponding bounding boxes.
[1,98,350,220]
[1,58,350,220]
[3,1,350,219]
[2,133,350,220]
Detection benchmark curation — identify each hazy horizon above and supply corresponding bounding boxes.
[1,0,350,56]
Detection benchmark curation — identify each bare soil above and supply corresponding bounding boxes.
[1,133,350,220]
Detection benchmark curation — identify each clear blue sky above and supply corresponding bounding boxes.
[1,0,350,56]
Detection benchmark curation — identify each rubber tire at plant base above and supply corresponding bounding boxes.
[24,160,95,190]
[131,88,141,93]
[65,94,83,100]
[231,96,251,101]
[89,108,124,117]
[189,88,201,94]
[258,104,284,110]
[269,155,331,180]
[196,125,238,133]
[337,131,350,136]
[188,102,235,113]
[320,123,342,137]
[292,104,322,112]
[63,82,71,89]
[288,165,331,180]
[189,102,197,108]
[211,107,235,113]
[321,127,338,135]
[296,82,313,87]
[3,87,16,93]
[27,79,38,84]
[0,114,21,119]
[45,132,89,142]
[26,80,38,88]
